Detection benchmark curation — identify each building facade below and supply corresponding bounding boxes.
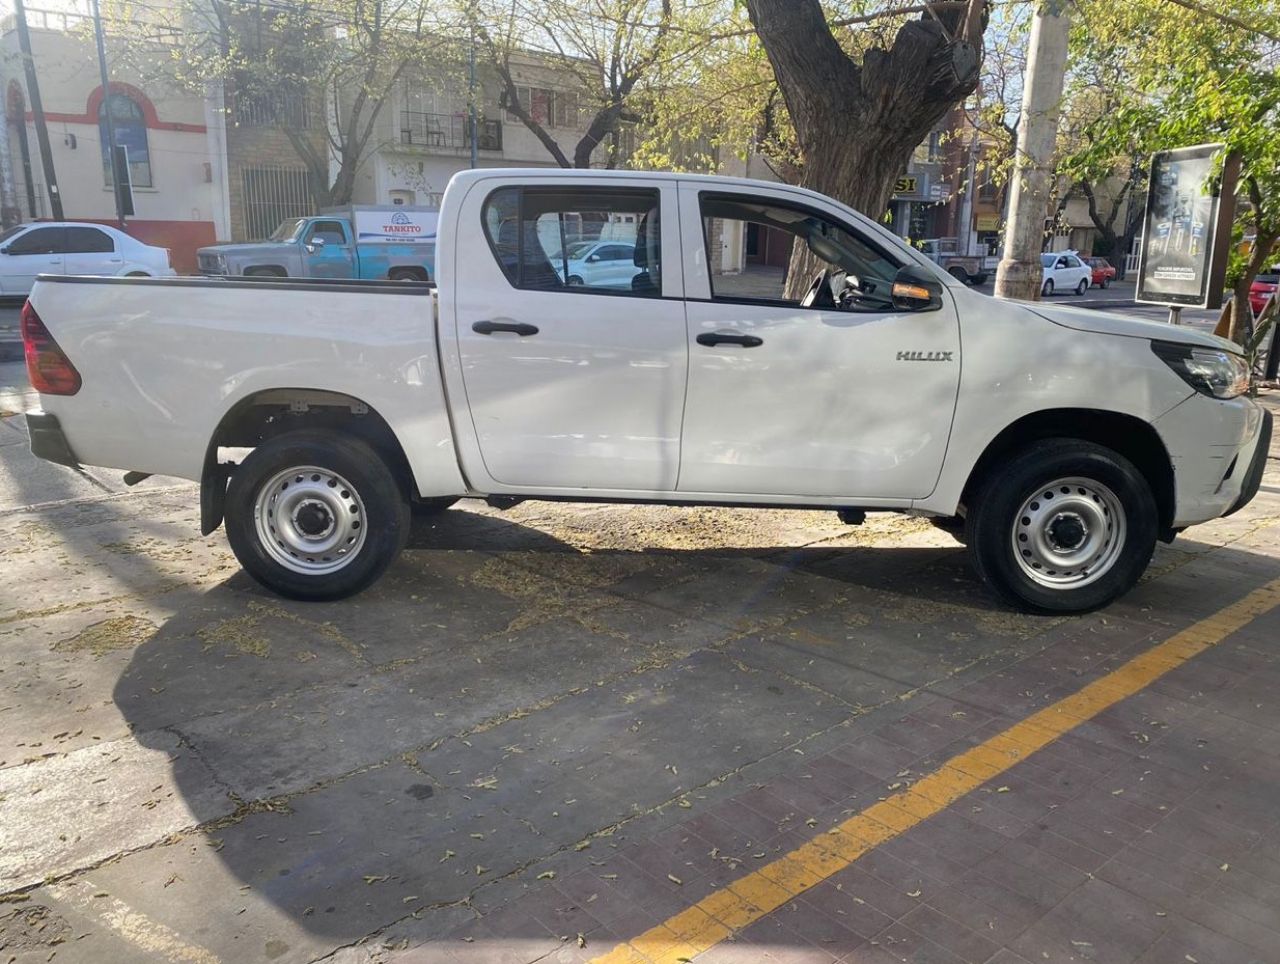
[0,9,227,270]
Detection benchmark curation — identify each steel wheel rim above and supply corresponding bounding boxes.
[1011,476,1126,589]
[254,465,367,575]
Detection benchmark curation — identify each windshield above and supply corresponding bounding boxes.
[0,225,26,245]
[268,219,305,242]
[1040,254,1057,268]
[566,241,596,260]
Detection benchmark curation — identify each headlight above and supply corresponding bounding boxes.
[1151,341,1250,399]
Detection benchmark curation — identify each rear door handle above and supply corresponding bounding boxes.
[696,331,763,348]
[473,320,539,336]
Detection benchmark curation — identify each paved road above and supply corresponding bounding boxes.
[2,317,1280,964]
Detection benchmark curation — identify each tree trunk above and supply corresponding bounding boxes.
[1230,228,1279,345]
[744,0,986,297]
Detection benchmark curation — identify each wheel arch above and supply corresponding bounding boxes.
[200,388,416,535]
[960,408,1176,535]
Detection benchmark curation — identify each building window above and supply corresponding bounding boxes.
[234,88,311,129]
[99,92,152,188]
[506,86,578,128]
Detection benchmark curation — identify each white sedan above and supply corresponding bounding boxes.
[1039,252,1092,297]
[557,239,639,289]
[0,222,173,297]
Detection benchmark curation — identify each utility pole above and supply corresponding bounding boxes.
[994,0,1071,301]
[0,87,21,227]
[13,0,63,220]
[468,25,478,169]
[92,0,126,227]
[956,130,979,258]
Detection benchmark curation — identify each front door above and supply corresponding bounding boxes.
[676,184,961,500]
[0,226,65,295]
[302,220,355,278]
[451,177,687,492]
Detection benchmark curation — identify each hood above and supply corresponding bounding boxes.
[197,241,294,256]
[1025,302,1239,353]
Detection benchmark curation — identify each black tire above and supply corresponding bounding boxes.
[1042,278,1054,297]
[389,267,429,283]
[964,439,1157,614]
[947,266,969,284]
[1100,277,1110,289]
[567,275,584,286]
[412,496,459,516]
[246,267,287,278]
[225,430,410,600]
[1075,278,1089,295]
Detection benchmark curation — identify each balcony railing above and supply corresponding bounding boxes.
[399,111,502,152]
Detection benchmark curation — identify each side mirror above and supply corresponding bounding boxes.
[307,237,326,252]
[891,264,944,312]
[586,254,600,263]
[0,246,9,255]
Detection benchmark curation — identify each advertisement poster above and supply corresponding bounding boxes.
[1136,144,1233,308]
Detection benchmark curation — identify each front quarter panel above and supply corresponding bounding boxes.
[916,288,1194,515]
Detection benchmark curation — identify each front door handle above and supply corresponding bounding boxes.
[473,320,539,336]
[696,331,763,348]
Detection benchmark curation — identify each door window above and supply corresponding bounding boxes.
[306,221,348,245]
[482,186,660,296]
[6,227,65,255]
[65,227,115,253]
[698,193,904,312]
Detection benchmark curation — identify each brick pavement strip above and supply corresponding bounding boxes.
[585,580,1280,964]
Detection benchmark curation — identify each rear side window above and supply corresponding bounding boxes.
[7,227,65,255]
[481,186,661,296]
[65,227,114,253]
[1256,273,1280,285]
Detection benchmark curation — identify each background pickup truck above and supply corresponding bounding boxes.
[917,237,1000,285]
[24,169,1271,613]
[196,205,438,281]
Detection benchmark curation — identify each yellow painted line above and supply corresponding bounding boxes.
[590,578,1280,964]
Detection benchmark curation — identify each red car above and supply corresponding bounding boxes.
[1249,270,1278,317]
[1084,257,1117,288]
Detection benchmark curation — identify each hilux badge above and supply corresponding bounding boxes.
[896,350,954,361]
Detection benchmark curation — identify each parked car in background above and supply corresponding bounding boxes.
[556,239,639,287]
[1249,268,1278,317]
[1040,252,1092,296]
[197,206,438,281]
[0,222,173,297]
[1085,256,1118,289]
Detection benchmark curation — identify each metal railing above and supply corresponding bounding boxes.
[240,165,314,241]
[399,111,502,152]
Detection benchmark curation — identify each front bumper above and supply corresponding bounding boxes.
[1225,408,1273,517]
[27,411,79,467]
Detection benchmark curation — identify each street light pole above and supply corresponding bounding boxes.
[91,0,126,227]
[468,25,478,170]
[994,0,1071,302]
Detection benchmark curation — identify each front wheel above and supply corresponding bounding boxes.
[965,439,1157,613]
[225,430,410,600]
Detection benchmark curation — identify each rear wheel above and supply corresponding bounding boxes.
[389,267,429,283]
[1075,278,1089,295]
[947,266,969,284]
[225,430,410,600]
[1100,277,1110,289]
[965,439,1157,613]
[1041,278,1054,297]
[246,267,287,278]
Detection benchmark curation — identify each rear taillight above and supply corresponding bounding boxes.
[22,301,81,395]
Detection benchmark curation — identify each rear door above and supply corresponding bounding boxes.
[63,226,121,276]
[0,226,66,294]
[302,219,356,278]
[449,177,687,492]
[676,183,961,500]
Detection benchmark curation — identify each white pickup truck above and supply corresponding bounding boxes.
[21,169,1271,613]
